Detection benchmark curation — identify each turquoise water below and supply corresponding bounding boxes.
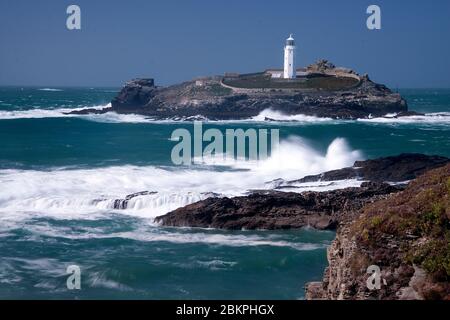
[0,87,449,299]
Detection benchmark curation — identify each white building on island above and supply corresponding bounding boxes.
[265,34,303,79]
[283,34,296,79]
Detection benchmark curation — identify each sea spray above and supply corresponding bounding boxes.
[0,137,362,219]
[170,121,280,165]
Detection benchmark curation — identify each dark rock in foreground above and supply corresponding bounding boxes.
[69,61,408,120]
[155,182,403,230]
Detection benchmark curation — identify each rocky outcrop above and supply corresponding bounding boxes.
[111,78,157,110]
[306,164,450,300]
[306,59,337,73]
[155,154,449,230]
[69,62,408,120]
[155,182,403,230]
[273,153,450,188]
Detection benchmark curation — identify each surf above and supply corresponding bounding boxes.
[0,137,362,220]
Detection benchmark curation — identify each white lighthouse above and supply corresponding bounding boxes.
[283,34,296,79]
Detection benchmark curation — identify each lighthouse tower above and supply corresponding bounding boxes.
[283,34,296,79]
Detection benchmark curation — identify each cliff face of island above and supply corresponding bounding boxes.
[70,60,409,120]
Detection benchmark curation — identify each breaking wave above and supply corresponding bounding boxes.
[0,137,362,220]
[0,104,108,120]
[1,104,449,126]
[358,112,450,125]
[37,88,63,92]
[0,104,156,123]
[251,109,333,122]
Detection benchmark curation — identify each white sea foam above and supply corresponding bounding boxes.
[82,112,153,123]
[194,260,238,270]
[250,109,334,122]
[0,137,362,221]
[17,222,328,251]
[0,106,326,124]
[250,109,450,125]
[1,104,449,126]
[268,178,363,192]
[112,230,327,250]
[37,88,63,92]
[0,104,158,123]
[0,104,108,120]
[87,272,131,291]
[358,112,450,124]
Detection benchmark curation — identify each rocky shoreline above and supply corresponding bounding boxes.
[150,153,450,300]
[306,163,450,300]
[154,154,449,230]
[69,60,411,120]
[154,182,402,230]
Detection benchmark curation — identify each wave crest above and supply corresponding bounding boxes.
[0,137,362,220]
[251,109,333,122]
[358,112,450,124]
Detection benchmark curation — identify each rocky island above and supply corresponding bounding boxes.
[64,34,446,299]
[69,60,410,120]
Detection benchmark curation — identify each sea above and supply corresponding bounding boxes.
[0,87,449,299]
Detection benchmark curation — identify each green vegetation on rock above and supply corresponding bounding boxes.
[351,164,450,298]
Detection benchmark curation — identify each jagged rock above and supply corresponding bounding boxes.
[113,78,156,109]
[155,182,403,230]
[305,282,326,300]
[307,59,336,72]
[284,154,449,185]
[156,154,449,230]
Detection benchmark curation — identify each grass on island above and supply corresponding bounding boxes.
[187,83,233,97]
[222,73,360,91]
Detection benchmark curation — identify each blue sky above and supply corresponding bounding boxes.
[1,0,449,87]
